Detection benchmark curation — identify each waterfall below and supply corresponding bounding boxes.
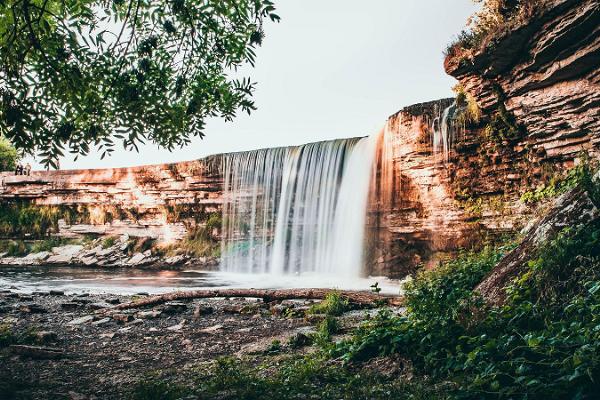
[432,102,456,163]
[221,136,377,278]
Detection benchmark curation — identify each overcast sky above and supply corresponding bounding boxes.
[27,0,479,170]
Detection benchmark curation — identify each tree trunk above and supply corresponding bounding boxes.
[103,288,403,312]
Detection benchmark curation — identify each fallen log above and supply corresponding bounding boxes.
[101,288,403,313]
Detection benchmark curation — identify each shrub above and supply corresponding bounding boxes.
[0,135,19,172]
[130,378,189,400]
[335,218,600,398]
[308,291,349,317]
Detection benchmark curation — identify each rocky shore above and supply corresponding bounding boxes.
[0,288,386,399]
[0,235,219,270]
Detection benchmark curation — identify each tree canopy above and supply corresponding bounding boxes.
[0,0,279,168]
[0,135,19,171]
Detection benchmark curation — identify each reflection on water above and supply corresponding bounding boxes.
[0,265,400,295]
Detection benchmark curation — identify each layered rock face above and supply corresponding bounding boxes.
[445,0,600,162]
[0,158,222,242]
[367,100,532,277]
[0,0,597,277]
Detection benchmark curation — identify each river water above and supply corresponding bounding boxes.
[0,265,400,295]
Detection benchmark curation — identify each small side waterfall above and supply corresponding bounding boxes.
[432,102,457,163]
[221,136,377,278]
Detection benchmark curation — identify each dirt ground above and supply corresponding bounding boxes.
[0,289,361,399]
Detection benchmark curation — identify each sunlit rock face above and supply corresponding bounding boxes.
[367,100,532,278]
[445,0,600,162]
[0,159,223,243]
[0,0,597,278]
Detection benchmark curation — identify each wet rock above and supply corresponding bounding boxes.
[166,320,186,332]
[162,302,187,314]
[165,255,187,265]
[19,303,47,313]
[49,290,65,296]
[197,324,222,334]
[18,295,34,301]
[72,298,92,304]
[67,315,95,325]
[61,302,81,311]
[222,304,244,314]
[127,253,146,265]
[136,310,162,320]
[112,313,134,323]
[88,302,111,310]
[35,330,58,344]
[106,298,121,305]
[92,317,111,326]
[193,305,214,319]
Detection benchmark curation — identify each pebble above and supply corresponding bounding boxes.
[136,310,162,320]
[92,318,112,326]
[198,324,222,334]
[35,330,58,343]
[61,302,80,311]
[67,315,95,325]
[166,320,186,332]
[19,303,47,313]
[162,302,187,314]
[193,305,214,319]
[89,302,111,310]
[112,314,133,323]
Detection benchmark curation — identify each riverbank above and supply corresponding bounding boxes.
[0,289,400,399]
[0,235,219,270]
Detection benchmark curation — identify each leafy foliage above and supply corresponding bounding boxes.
[0,135,19,171]
[446,0,542,59]
[336,217,600,398]
[189,355,443,400]
[521,155,599,205]
[308,291,349,317]
[0,0,279,168]
[0,200,61,238]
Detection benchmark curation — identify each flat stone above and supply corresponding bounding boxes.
[193,305,214,319]
[92,317,111,326]
[112,313,133,323]
[197,324,222,334]
[35,331,58,343]
[61,302,80,311]
[88,302,111,310]
[136,310,161,320]
[67,315,95,325]
[19,304,47,313]
[162,302,187,314]
[166,320,186,332]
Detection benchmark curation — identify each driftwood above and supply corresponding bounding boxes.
[10,345,65,359]
[103,288,403,313]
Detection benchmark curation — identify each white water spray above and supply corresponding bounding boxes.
[221,136,377,279]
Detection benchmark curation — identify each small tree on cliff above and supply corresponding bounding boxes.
[0,0,279,169]
[0,135,19,171]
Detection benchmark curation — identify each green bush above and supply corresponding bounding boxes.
[194,356,441,400]
[0,135,19,172]
[335,221,600,399]
[0,201,61,238]
[521,155,599,205]
[308,291,349,317]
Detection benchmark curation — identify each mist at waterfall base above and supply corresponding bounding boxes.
[219,134,396,292]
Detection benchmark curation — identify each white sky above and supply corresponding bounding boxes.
[28,0,479,170]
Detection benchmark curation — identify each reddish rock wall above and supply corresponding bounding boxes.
[0,158,222,242]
